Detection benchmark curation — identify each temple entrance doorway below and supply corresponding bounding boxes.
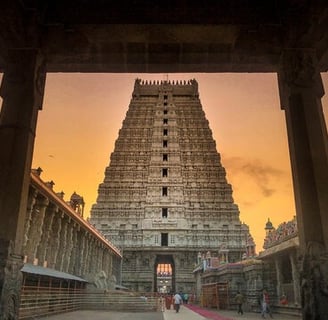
[154,255,175,294]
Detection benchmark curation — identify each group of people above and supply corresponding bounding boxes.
[163,292,189,313]
[234,289,274,318]
[171,289,278,317]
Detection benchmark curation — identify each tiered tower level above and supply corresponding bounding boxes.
[90,79,250,293]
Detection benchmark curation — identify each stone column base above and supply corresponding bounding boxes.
[0,239,24,320]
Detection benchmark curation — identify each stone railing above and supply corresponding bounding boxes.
[19,287,160,319]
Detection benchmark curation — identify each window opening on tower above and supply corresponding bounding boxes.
[162,208,168,218]
[161,233,168,246]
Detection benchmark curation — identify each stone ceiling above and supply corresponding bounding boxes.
[0,1,328,73]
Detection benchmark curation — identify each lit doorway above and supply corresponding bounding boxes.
[154,255,175,294]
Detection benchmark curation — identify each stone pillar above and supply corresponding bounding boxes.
[47,211,61,269]
[24,196,49,264]
[56,217,68,271]
[94,244,100,273]
[62,219,73,273]
[97,245,104,273]
[85,235,92,275]
[0,49,45,319]
[108,252,113,280]
[278,49,328,319]
[89,241,97,276]
[88,239,95,276]
[81,233,90,277]
[77,230,86,276]
[289,251,301,306]
[68,224,78,275]
[103,250,110,277]
[274,258,283,298]
[23,188,38,251]
[37,204,57,267]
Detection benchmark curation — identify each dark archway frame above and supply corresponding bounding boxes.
[0,2,328,319]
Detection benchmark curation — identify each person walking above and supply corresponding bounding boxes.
[173,292,183,313]
[259,289,273,318]
[234,291,245,315]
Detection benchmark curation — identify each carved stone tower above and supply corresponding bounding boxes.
[90,79,251,294]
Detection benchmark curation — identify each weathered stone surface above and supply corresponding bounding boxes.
[90,79,251,293]
[0,240,23,320]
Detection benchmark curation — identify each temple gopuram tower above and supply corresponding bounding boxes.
[90,79,251,293]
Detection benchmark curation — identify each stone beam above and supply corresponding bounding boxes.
[1,1,328,73]
[43,24,282,73]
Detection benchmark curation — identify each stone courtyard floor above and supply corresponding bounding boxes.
[35,305,302,320]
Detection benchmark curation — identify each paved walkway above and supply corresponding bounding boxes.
[164,306,301,320]
[36,305,302,320]
[35,310,163,320]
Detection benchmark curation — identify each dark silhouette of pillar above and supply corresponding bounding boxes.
[0,49,45,319]
[278,48,328,319]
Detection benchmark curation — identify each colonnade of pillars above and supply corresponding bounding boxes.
[274,251,301,306]
[0,48,327,319]
[23,176,118,281]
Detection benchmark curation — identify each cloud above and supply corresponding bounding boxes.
[223,156,284,198]
[241,199,256,207]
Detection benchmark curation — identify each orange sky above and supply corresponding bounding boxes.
[3,72,327,252]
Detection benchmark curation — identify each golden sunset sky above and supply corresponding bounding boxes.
[6,72,327,252]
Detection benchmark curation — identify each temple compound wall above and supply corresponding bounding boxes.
[90,79,253,294]
[22,168,122,289]
[194,217,301,316]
